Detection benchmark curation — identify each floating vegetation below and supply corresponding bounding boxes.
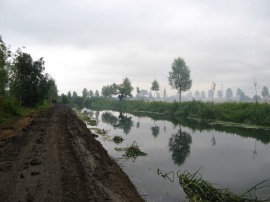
[114,147,125,152]
[178,169,269,202]
[112,136,124,144]
[114,141,147,160]
[76,110,97,126]
[91,128,107,135]
[90,128,111,141]
[123,141,147,159]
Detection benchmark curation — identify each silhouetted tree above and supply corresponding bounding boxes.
[201,91,206,100]
[89,90,94,97]
[151,79,160,100]
[168,57,192,102]
[82,88,89,99]
[261,86,269,102]
[0,36,10,96]
[217,90,223,98]
[94,90,99,97]
[9,50,52,106]
[116,78,133,101]
[194,91,200,100]
[225,88,233,101]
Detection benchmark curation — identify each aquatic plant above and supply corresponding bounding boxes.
[114,141,147,160]
[76,110,97,126]
[178,169,269,202]
[112,135,124,144]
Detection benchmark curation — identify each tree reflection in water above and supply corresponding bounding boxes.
[101,112,134,135]
[116,113,134,135]
[168,126,192,166]
[151,126,160,138]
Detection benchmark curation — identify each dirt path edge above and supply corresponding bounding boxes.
[0,104,144,202]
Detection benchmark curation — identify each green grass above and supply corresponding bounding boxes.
[82,98,270,127]
[178,169,269,201]
[0,97,52,125]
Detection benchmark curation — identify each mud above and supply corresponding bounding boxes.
[0,104,143,202]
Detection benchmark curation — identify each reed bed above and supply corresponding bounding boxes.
[178,170,269,202]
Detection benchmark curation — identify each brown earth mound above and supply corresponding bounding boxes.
[0,104,144,202]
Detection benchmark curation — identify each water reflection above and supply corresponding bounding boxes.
[168,126,192,166]
[253,140,257,161]
[136,121,140,128]
[116,113,134,135]
[101,111,118,126]
[95,111,100,122]
[101,112,134,135]
[151,126,160,138]
[211,134,216,146]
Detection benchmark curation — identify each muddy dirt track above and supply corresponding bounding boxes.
[0,105,144,202]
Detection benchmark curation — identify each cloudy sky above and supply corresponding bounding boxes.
[1,0,269,97]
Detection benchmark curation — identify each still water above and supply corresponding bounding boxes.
[85,110,270,201]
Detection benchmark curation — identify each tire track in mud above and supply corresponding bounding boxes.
[0,105,143,202]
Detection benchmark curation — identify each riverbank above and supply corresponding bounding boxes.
[0,104,143,201]
[82,98,270,128]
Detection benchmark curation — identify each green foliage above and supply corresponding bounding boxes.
[168,57,192,102]
[101,83,117,98]
[178,169,269,201]
[83,98,270,127]
[112,136,124,144]
[0,35,57,124]
[116,77,134,101]
[9,50,57,106]
[151,79,160,100]
[115,141,147,160]
[0,35,10,96]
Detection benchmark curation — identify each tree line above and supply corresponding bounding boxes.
[0,35,57,114]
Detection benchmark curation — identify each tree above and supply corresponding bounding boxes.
[253,77,258,103]
[46,78,58,101]
[236,88,251,102]
[101,83,117,98]
[261,86,269,102]
[89,90,94,97]
[194,91,200,100]
[151,79,160,100]
[225,88,233,101]
[116,77,133,101]
[208,89,214,101]
[82,88,89,99]
[67,91,72,100]
[101,85,111,97]
[217,90,223,98]
[201,91,206,100]
[61,94,68,104]
[210,82,216,103]
[0,36,10,96]
[136,87,140,95]
[168,57,192,102]
[94,90,99,97]
[72,91,78,99]
[9,50,51,106]
[163,87,167,102]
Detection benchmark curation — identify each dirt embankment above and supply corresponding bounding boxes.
[0,104,144,202]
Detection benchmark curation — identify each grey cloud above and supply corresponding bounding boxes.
[0,0,269,96]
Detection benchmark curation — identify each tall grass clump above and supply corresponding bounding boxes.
[0,97,20,124]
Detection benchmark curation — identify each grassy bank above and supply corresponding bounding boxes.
[83,98,270,127]
[0,97,51,124]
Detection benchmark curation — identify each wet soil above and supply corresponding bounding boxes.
[0,104,144,202]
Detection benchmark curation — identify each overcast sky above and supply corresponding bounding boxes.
[1,0,269,97]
